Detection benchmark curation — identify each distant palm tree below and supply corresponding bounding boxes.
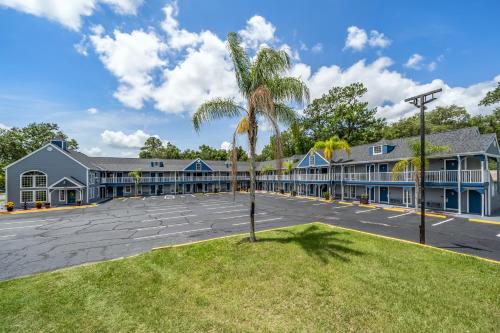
[128,169,141,196]
[283,160,294,193]
[192,32,309,242]
[312,136,351,196]
[392,140,449,207]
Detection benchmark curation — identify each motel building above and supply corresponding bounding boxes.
[4,127,500,216]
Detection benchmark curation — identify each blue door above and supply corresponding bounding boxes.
[150,185,156,194]
[116,186,123,197]
[445,159,458,170]
[67,190,76,204]
[445,189,458,209]
[468,190,481,214]
[369,187,375,201]
[380,187,388,202]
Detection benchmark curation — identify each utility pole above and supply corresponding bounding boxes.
[404,88,442,244]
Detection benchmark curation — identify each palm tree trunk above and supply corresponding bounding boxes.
[248,110,257,242]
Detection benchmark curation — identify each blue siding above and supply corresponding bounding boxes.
[184,159,213,171]
[298,151,329,168]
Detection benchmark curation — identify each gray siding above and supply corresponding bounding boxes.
[6,145,88,207]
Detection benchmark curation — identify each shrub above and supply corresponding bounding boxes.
[214,188,219,193]
[44,202,51,209]
[76,200,82,206]
[323,192,330,200]
[6,201,14,212]
[35,201,43,209]
[291,190,297,197]
[280,189,284,194]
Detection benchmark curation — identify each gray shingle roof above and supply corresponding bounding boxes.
[65,127,497,172]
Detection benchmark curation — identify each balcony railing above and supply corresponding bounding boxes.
[255,170,484,184]
[101,175,250,184]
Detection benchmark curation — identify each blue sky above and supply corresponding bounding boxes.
[1,0,499,157]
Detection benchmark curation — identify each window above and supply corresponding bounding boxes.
[309,154,315,166]
[21,191,33,203]
[124,186,131,193]
[373,145,383,155]
[159,162,164,167]
[196,162,202,171]
[35,190,47,202]
[21,171,47,188]
[59,190,66,202]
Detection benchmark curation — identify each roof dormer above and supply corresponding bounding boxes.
[369,144,395,156]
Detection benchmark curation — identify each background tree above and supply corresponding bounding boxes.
[192,32,309,242]
[139,137,167,158]
[392,140,449,208]
[479,82,500,107]
[0,123,78,188]
[258,121,312,161]
[302,83,385,145]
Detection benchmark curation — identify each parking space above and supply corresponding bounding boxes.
[0,191,498,280]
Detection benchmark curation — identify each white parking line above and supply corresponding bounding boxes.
[137,222,190,231]
[432,218,455,227]
[360,220,390,227]
[142,197,146,201]
[141,214,197,222]
[355,208,378,214]
[0,224,43,231]
[209,209,247,214]
[200,202,232,207]
[146,206,187,212]
[232,217,283,226]
[207,205,244,210]
[149,210,191,216]
[321,216,340,220]
[313,203,329,206]
[388,211,413,219]
[133,227,211,240]
[0,234,16,238]
[331,205,350,209]
[218,213,266,220]
[497,234,500,238]
[0,218,60,225]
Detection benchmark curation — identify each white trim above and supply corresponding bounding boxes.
[59,189,66,202]
[19,170,47,188]
[183,158,214,171]
[296,149,330,169]
[48,177,85,189]
[372,145,383,155]
[5,144,52,170]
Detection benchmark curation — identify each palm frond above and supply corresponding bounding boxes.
[236,116,249,134]
[251,48,290,88]
[249,85,274,115]
[392,160,409,180]
[192,98,244,132]
[273,103,297,126]
[267,77,310,106]
[227,32,251,96]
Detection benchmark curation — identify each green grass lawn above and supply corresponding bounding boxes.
[1,223,499,332]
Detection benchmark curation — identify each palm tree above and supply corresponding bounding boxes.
[392,140,449,208]
[128,169,141,196]
[283,160,294,193]
[192,32,309,242]
[312,136,351,197]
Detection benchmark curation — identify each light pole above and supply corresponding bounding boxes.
[404,88,442,244]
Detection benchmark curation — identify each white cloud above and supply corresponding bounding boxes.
[161,2,201,50]
[101,129,158,148]
[344,26,390,51]
[89,26,166,109]
[220,141,232,151]
[291,58,499,121]
[74,35,89,56]
[239,15,276,49]
[427,61,437,72]
[311,43,323,54]
[87,107,98,114]
[368,30,391,48]
[0,122,10,130]
[81,146,104,156]
[405,53,424,70]
[344,26,368,51]
[0,0,143,31]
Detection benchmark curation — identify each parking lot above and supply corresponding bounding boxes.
[0,192,499,280]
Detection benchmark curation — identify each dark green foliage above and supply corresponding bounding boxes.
[0,123,78,188]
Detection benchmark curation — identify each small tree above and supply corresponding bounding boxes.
[283,160,294,192]
[392,140,449,207]
[312,136,351,195]
[128,170,141,196]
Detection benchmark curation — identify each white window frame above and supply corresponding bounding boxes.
[59,190,66,202]
[35,190,47,202]
[124,186,131,194]
[196,162,202,171]
[20,190,34,203]
[20,170,47,188]
[309,154,315,166]
[373,145,383,155]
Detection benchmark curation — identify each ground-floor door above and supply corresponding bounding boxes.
[380,187,388,203]
[468,190,481,214]
[369,187,375,202]
[445,189,458,209]
[67,190,76,204]
[116,186,124,197]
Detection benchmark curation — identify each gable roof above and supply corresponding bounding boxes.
[49,176,85,188]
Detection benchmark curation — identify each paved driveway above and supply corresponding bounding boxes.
[0,192,499,280]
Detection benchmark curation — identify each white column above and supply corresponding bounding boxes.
[481,191,484,217]
[341,166,344,200]
[443,188,446,211]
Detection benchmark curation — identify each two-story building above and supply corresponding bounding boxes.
[5,127,499,216]
[256,127,500,216]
